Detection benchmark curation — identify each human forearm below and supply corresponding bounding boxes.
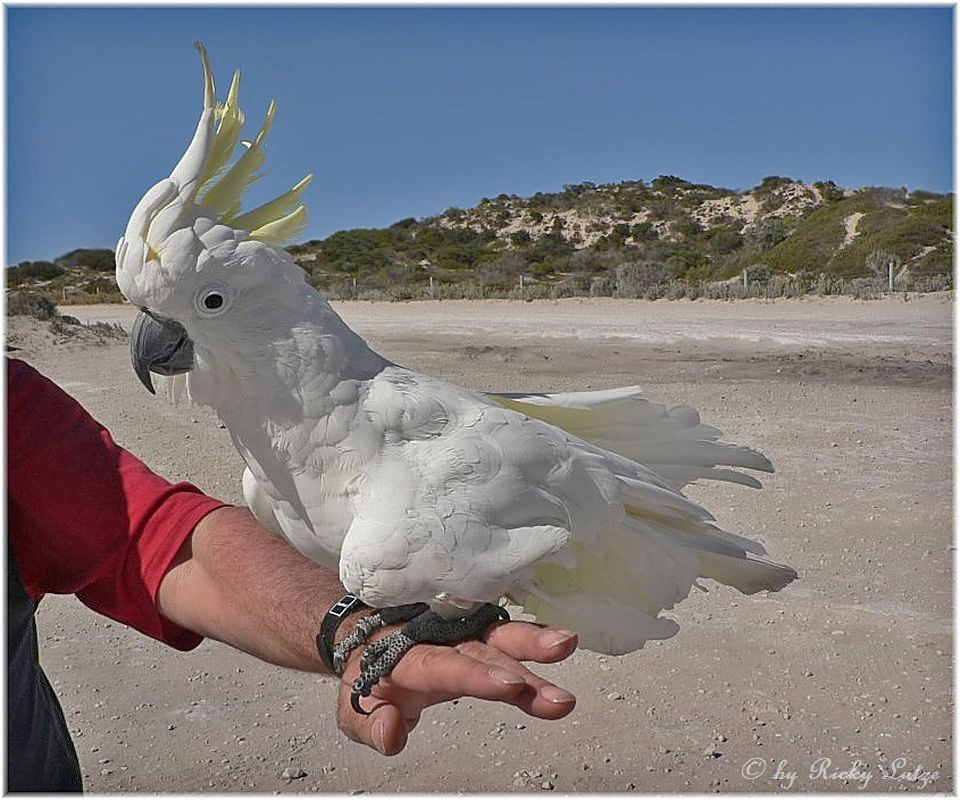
[158,505,339,672]
[157,504,578,756]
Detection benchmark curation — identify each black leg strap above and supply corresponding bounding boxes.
[320,601,431,676]
[316,595,368,674]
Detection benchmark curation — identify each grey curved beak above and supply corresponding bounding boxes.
[130,310,195,394]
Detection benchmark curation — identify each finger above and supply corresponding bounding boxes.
[337,693,408,756]
[482,622,579,663]
[452,639,577,720]
[386,645,530,702]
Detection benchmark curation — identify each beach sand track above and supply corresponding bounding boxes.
[8,296,953,792]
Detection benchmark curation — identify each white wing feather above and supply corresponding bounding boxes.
[327,370,795,653]
[242,466,283,536]
[489,386,774,490]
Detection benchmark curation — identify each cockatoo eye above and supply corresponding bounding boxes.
[197,286,230,316]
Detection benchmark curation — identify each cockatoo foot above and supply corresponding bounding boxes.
[350,603,510,714]
[332,603,428,676]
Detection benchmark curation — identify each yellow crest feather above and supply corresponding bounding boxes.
[199,99,274,218]
[249,205,309,245]
[189,43,310,247]
[232,174,313,234]
[199,70,244,188]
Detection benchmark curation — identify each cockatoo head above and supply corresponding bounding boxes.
[116,43,312,394]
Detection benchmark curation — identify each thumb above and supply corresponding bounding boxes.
[337,695,409,756]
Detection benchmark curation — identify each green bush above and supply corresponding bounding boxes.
[745,264,772,284]
[528,232,574,267]
[664,281,688,300]
[10,261,65,281]
[651,175,692,193]
[911,242,953,274]
[615,261,668,297]
[706,228,745,255]
[757,176,794,190]
[744,218,785,252]
[630,221,658,241]
[814,181,844,202]
[643,283,664,300]
[865,250,901,281]
[815,273,845,295]
[55,248,115,272]
[590,276,615,296]
[7,290,58,319]
[676,219,702,239]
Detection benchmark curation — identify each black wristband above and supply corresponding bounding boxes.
[316,594,369,674]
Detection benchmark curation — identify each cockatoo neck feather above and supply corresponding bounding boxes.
[183,243,390,423]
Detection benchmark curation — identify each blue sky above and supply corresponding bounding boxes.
[5,5,955,265]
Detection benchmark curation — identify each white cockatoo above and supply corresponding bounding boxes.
[117,45,796,707]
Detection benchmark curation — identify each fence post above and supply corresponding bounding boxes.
[888,260,894,293]
[742,269,748,290]
[429,275,434,299]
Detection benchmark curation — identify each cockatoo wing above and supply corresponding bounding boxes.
[337,370,795,654]
[337,372,573,610]
[489,386,773,490]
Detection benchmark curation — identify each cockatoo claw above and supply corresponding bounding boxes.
[350,603,511,715]
[332,602,429,676]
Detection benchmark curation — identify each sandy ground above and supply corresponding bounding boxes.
[840,213,865,250]
[6,295,953,793]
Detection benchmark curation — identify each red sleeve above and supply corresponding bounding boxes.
[7,358,227,650]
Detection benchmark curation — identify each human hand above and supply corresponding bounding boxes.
[335,620,578,755]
